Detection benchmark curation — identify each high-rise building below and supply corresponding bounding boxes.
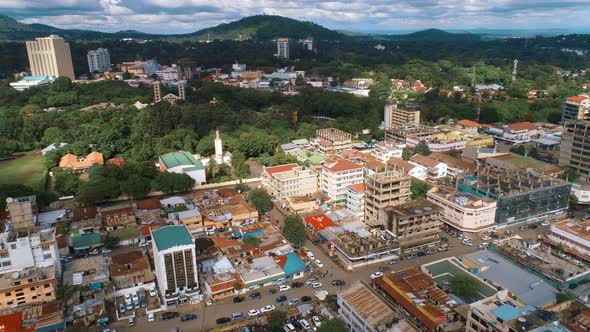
[364,169,411,227]
[302,37,313,51]
[559,119,590,182]
[383,100,420,129]
[26,35,75,80]
[275,38,289,59]
[153,81,162,103]
[321,158,364,202]
[177,58,194,80]
[151,225,199,307]
[561,95,590,124]
[6,196,37,233]
[87,48,111,72]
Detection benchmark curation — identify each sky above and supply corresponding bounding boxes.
[2,0,590,34]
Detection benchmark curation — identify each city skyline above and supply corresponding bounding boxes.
[2,0,589,35]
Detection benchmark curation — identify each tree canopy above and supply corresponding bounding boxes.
[283,215,306,246]
[247,189,273,213]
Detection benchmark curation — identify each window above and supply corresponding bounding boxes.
[6,300,12,305]
[43,254,52,260]
[44,284,50,288]
[2,261,11,267]
[4,292,10,297]
[0,253,8,258]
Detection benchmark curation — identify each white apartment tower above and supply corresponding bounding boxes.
[26,35,75,80]
[214,129,223,164]
[276,38,289,59]
[87,48,111,72]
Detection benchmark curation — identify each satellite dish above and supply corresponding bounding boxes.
[497,289,508,301]
[517,317,527,322]
[12,272,19,279]
[6,197,13,204]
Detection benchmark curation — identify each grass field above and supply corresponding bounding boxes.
[0,152,46,190]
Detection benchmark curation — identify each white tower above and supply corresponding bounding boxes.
[214,129,223,164]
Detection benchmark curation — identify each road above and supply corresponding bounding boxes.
[111,209,552,332]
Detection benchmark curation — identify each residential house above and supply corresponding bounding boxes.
[99,205,136,230]
[58,151,104,170]
[110,250,154,290]
[410,155,447,180]
[387,158,427,181]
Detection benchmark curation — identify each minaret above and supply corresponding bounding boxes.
[214,129,223,164]
[512,59,518,83]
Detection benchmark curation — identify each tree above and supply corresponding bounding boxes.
[267,311,287,332]
[510,145,526,156]
[232,151,250,179]
[77,176,121,204]
[401,147,412,160]
[317,318,347,332]
[233,282,243,291]
[556,291,576,303]
[238,133,273,158]
[414,141,431,156]
[449,149,461,158]
[570,194,579,207]
[410,180,429,199]
[54,171,81,195]
[51,76,73,92]
[283,215,306,246]
[243,236,262,246]
[247,189,273,213]
[104,236,120,248]
[121,174,152,199]
[450,275,479,297]
[152,172,195,193]
[560,169,579,183]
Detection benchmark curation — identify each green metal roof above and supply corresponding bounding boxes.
[72,233,102,249]
[152,225,193,251]
[160,151,204,170]
[308,154,326,165]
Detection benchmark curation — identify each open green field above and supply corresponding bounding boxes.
[0,152,46,190]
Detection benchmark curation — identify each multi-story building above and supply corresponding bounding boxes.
[345,183,366,220]
[151,226,199,307]
[559,120,590,182]
[87,48,111,72]
[561,95,590,123]
[6,196,37,233]
[168,209,203,234]
[427,187,496,233]
[387,158,427,181]
[410,154,448,180]
[275,38,289,59]
[156,65,180,81]
[457,168,571,224]
[0,265,56,310]
[428,152,476,179]
[381,199,443,252]
[364,169,411,227]
[384,100,420,129]
[371,141,403,163]
[338,281,412,332]
[99,204,136,231]
[26,35,75,80]
[9,75,56,91]
[466,291,531,332]
[261,164,318,201]
[321,158,364,202]
[385,123,436,144]
[315,128,352,153]
[405,136,467,152]
[487,122,539,144]
[547,219,590,256]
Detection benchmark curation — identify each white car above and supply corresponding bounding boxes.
[248,309,260,316]
[279,285,291,292]
[306,278,317,285]
[314,259,323,268]
[311,282,323,288]
[260,305,275,313]
[300,319,312,330]
[132,293,139,303]
[148,313,155,322]
[283,324,296,332]
[481,236,491,241]
[149,288,157,297]
[370,271,383,279]
[541,221,550,226]
[463,241,474,246]
[288,298,300,306]
[312,316,321,327]
[314,290,328,298]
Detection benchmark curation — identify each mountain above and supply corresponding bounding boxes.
[0,14,346,41]
[389,28,480,41]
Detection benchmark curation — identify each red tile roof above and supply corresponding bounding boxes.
[107,157,125,167]
[264,164,298,176]
[456,119,480,128]
[305,214,337,232]
[410,155,440,168]
[567,96,590,103]
[507,121,536,131]
[324,159,362,173]
[346,183,366,192]
[72,207,97,221]
[217,188,240,198]
[210,278,237,294]
[136,198,162,211]
[0,311,34,332]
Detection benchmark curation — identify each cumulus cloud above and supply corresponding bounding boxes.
[3,0,589,33]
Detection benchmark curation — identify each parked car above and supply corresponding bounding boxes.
[311,282,323,288]
[312,316,321,327]
[288,298,300,306]
[332,280,345,286]
[306,278,317,285]
[314,259,323,268]
[260,305,275,313]
[118,303,125,314]
[180,314,197,322]
[162,312,180,320]
[440,237,449,243]
[283,324,296,332]
[463,240,474,246]
[378,265,390,271]
[216,317,231,324]
[306,251,315,260]
[268,288,277,295]
[233,296,245,303]
[250,292,261,299]
[291,281,303,288]
[416,251,427,257]
[389,257,400,264]
[276,295,288,303]
[231,312,245,321]
[279,285,291,292]
[248,309,260,316]
[370,272,383,279]
[301,296,312,303]
[149,288,157,297]
[481,236,491,241]
[541,221,550,226]
[128,317,135,327]
[148,313,155,322]
[299,319,312,331]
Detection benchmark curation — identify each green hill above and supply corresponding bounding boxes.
[392,28,480,41]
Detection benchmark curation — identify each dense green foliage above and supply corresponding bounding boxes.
[283,215,307,246]
[556,291,577,303]
[410,180,430,199]
[317,318,347,332]
[247,189,273,213]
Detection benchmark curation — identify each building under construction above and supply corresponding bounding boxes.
[385,123,436,144]
[364,169,411,227]
[315,128,352,153]
[457,168,571,224]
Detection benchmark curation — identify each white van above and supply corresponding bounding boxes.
[306,251,315,260]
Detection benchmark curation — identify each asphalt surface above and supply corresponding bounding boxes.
[110,209,552,332]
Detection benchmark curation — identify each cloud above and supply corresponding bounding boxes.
[4,0,590,33]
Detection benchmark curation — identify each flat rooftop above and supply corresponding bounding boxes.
[386,198,442,218]
[428,187,496,209]
[552,219,590,242]
[460,168,569,196]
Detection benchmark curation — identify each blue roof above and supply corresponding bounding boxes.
[244,230,265,238]
[282,252,306,276]
[23,76,51,81]
[491,304,535,321]
[152,225,193,251]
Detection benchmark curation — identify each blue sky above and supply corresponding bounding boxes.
[2,0,589,34]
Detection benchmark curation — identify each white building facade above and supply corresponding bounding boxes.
[0,229,60,275]
[87,48,111,72]
[321,159,364,202]
[426,188,496,233]
[261,164,318,201]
